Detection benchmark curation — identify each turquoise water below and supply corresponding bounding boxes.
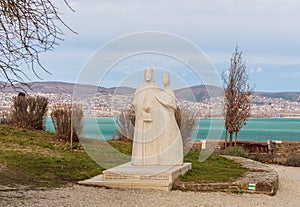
[45,118,300,142]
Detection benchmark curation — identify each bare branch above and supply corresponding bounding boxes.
[0,0,75,91]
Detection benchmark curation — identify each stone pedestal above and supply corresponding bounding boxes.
[79,162,191,191]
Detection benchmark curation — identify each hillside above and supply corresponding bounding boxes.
[175,85,223,102]
[2,81,300,102]
[2,81,76,94]
[254,91,300,102]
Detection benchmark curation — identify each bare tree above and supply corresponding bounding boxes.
[223,46,253,147]
[0,0,75,90]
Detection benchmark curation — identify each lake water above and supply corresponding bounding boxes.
[45,117,300,142]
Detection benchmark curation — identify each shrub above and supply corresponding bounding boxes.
[10,95,48,130]
[285,155,300,167]
[221,146,248,158]
[176,106,199,148]
[51,104,83,143]
[252,153,274,163]
[114,108,134,142]
[0,111,11,125]
[114,105,198,146]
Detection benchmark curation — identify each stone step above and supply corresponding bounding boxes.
[79,162,192,191]
[79,175,173,191]
[103,162,191,182]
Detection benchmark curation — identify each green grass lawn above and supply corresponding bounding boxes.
[179,151,248,183]
[0,125,103,188]
[0,125,248,189]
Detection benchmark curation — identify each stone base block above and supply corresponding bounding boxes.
[78,162,191,191]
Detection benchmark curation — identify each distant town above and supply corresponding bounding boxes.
[0,82,300,118]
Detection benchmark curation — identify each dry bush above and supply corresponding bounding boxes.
[0,111,11,125]
[114,108,135,142]
[51,104,83,143]
[220,146,249,158]
[72,104,83,140]
[176,106,199,148]
[114,105,198,146]
[285,155,300,167]
[10,95,48,129]
[251,153,274,163]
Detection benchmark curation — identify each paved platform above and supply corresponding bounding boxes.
[79,162,191,191]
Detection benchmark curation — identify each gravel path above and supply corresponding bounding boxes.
[0,165,299,207]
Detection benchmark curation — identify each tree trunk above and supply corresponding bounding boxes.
[70,115,73,149]
[234,131,238,147]
[225,131,228,149]
[229,132,233,146]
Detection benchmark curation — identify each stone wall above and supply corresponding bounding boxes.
[269,140,300,164]
[187,141,223,151]
[188,141,269,153]
[188,140,300,164]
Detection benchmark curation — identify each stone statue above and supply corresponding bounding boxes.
[131,68,183,166]
[155,73,183,165]
[79,69,190,190]
[131,68,162,165]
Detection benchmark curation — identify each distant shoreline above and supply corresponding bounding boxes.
[68,116,300,119]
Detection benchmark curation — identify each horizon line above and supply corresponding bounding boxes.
[1,80,300,93]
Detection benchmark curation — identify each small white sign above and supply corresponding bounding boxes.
[248,183,256,190]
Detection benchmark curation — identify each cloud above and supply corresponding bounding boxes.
[256,67,262,73]
[39,0,300,92]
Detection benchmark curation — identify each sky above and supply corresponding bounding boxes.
[23,0,300,92]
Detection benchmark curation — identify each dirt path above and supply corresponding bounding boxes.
[0,165,299,207]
